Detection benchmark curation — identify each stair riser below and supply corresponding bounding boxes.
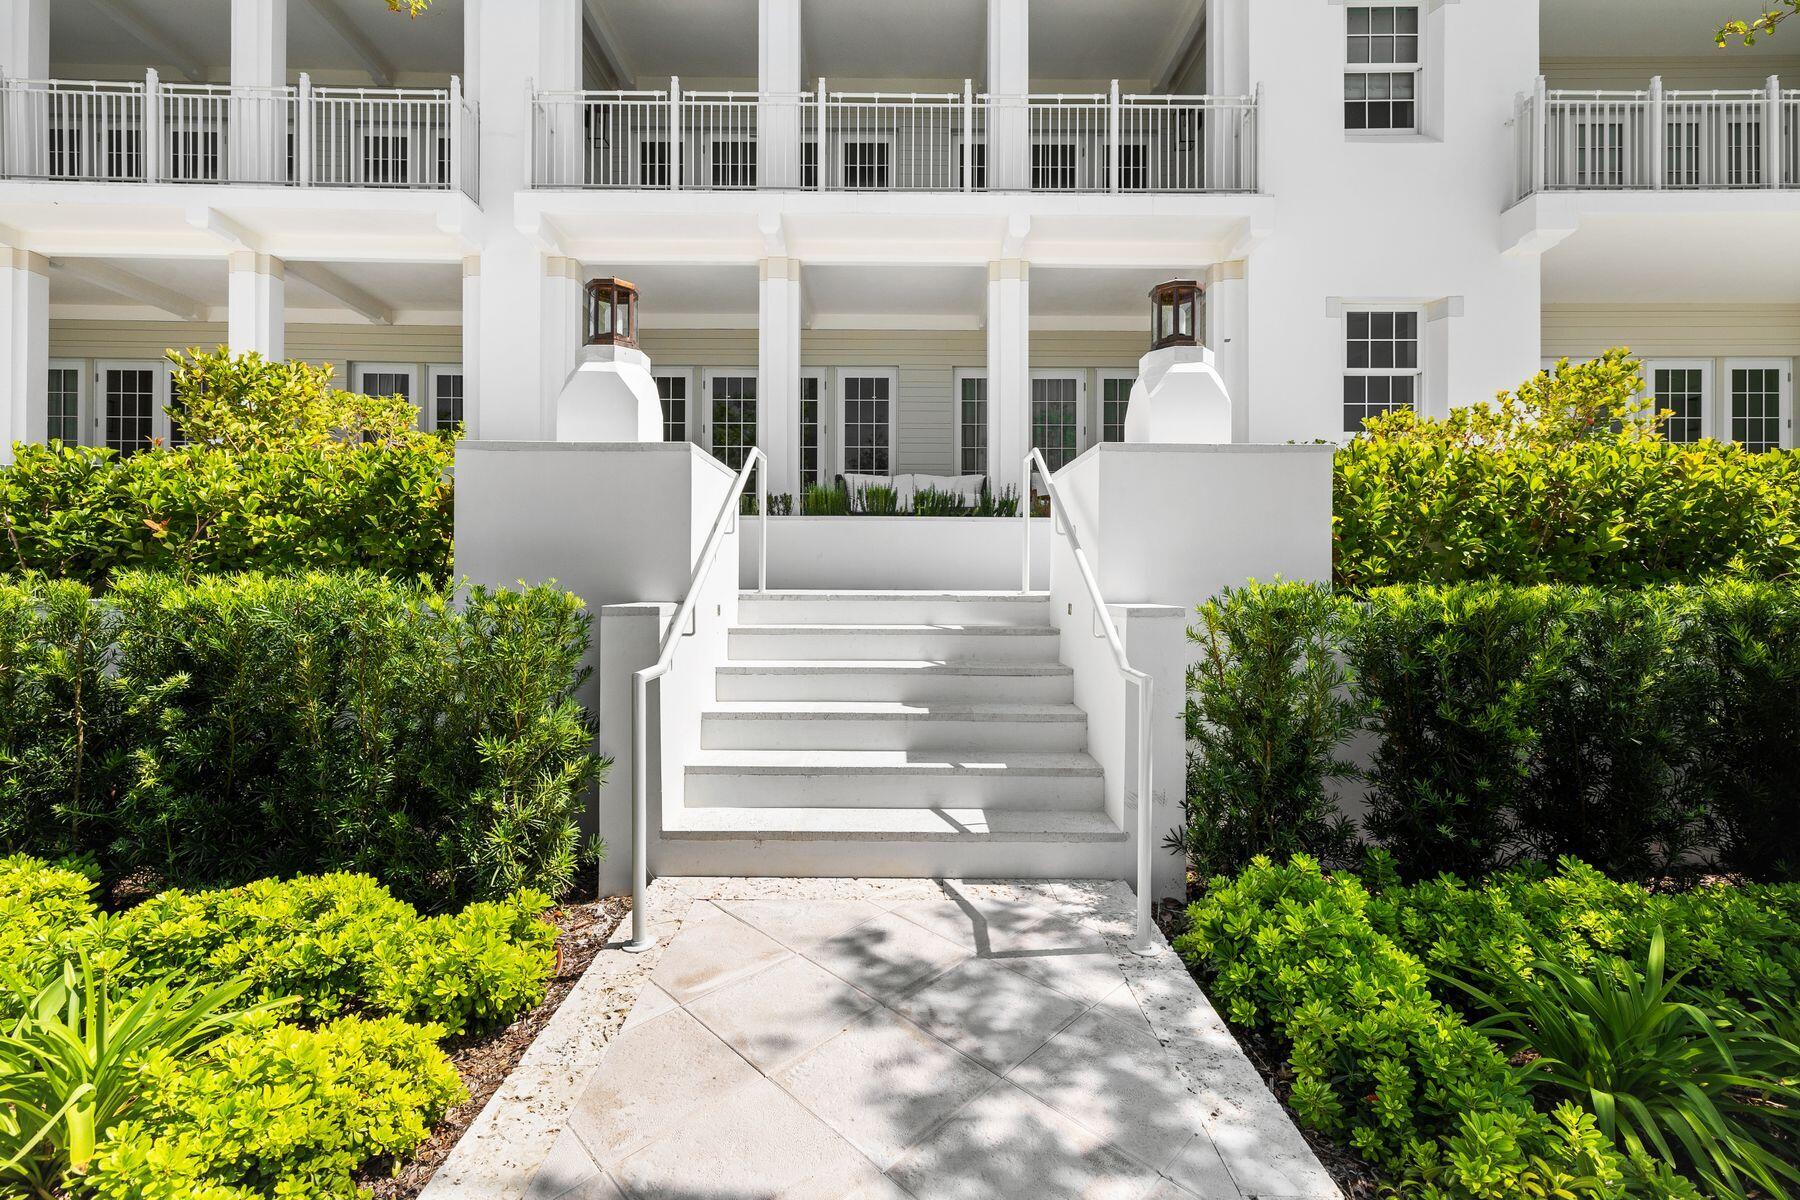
[729,629,1061,663]
[702,714,1088,752]
[716,670,1074,704]
[684,769,1104,811]
[738,597,1051,626]
[653,835,1133,881]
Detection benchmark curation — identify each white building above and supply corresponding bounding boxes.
[2,0,1793,479]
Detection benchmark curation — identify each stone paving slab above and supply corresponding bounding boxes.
[422,878,1340,1200]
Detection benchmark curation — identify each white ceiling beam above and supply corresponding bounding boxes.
[582,0,635,89]
[52,258,206,321]
[88,0,205,82]
[296,0,396,87]
[1154,2,1208,93]
[186,207,259,251]
[285,262,394,325]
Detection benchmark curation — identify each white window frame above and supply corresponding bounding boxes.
[952,368,989,477]
[1341,306,1425,434]
[705,139,758,189]
[1096,369,1136,444]
[95,359,172,454]
[1029,370,1087,470]
[47,359,87,446]
[835,367,899,479]
[1643,359,1712,444]
[832,134,896,190]
[1724,357,1793,451]
[352,363,422,427]
[1029,139,1082,191]
[1344,0,1422,135]
[652,368,696,444]
[700,367,760,467]
[424,364,465,433]
[799,369,828,490]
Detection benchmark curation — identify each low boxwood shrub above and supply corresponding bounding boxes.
[0,572,604,906]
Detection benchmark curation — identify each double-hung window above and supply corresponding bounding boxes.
[1345,3,1420,132]
[1343,310,1421,433]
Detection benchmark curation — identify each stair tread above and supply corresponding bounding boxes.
[705,701,1085,720]
[664,805,1124,841]
[743,590,1051,601]
[718,659,1073,675]
[735,624,1057,635]
[687,749,1104,774]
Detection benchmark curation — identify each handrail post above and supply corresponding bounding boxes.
[143,68,162,183]
[759,454,769,591]
[1648,76,1665,189]
[1108,79,1120,193]
[963,79,974,191]
[817,77,828,191]
[1020,453,1031,592]
[627,668,653,951]
[1768,75,1783,190]
[1532,75,1548,194]
[449,74,463,191]
[1131,674,1157,955]
[669,76,682,191]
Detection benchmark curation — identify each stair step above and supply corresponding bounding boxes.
[701,702,1089,752]
[739,591,1052,627]
[717,660,1074,703]
[729,624,1062,663]
[685,749,1105,810]
[663,805,1126,842]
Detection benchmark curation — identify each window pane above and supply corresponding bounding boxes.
[710,375,758,469]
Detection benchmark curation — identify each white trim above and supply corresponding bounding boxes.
[651,367,696,444]
[834,366,898,478]
[798,368,828,491]
[1339,304,1426,433]
[699,366,760,465]
[1095,368,1137,444]
[426,363,465,432]
[95,358,171,453]
[352,362,421,423]
[1343,0,1423,136]
[47,358,87,446]
[1643,358,1712,443]
[1723,357,1793,451]
[1028,369,1087,468]
[952,367,989,477]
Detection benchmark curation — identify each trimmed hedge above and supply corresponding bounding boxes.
[0,440,454,587]
[0,572,603,906]
[1178,580,1800,883]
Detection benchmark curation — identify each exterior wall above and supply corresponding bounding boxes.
[1542,56,1800,90]
[1243,0,1544,441]
[1543,304,1800,360]
[49,320,462,367]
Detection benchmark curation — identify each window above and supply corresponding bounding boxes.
[1648,363,1707,444]
[655,373,688,442]
[1343,310,1420,433]
[102,367,157,457]
[432,369,464,431]
[358,369,414,404]
[840,372,893,476]
[960,142,987,190]
[1345,3,1420,131]
[711,140,756,189]
[800,375,822,489]
[107,129,143,180]
[840,141,890,190]
[435,136,452,186]
[1031,376,1081,471]
[639,140,671,187]
[47,366,81,443]
[362,134,410,184]
[1664,117,1701,186]
[1101,375,1134,443]
[168,129,222,182]
[1032,143,1077,190]
[1729,363,1786,453]
[801,142,819,188]
[1114,144,1150,191]
[1575,120,1627,187]
[957,373,988,475]
[708,373,758,469]
[1727,119,1763,187]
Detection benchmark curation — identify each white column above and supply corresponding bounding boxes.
[227,252,285,359]
[985,0,1029,191]
[230,0,287,183]
[1205,259,1248,443]
[759,256,802,496]
[541,0,584,185]
[461,256,481,437]
[540,256,583,435]
[0,0,49,78]
[0,248,49,460]
[987,258,1029,493]
[758,0,803,188]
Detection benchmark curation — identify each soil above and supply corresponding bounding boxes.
[360,886,632,1200]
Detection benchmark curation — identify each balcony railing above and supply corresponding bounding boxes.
[1514,74,1799,200]
[530,78,1258,194]
[0,71,478,198]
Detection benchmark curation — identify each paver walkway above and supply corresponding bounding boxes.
[480,879,1337,1200]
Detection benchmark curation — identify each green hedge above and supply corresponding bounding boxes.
[1179,581,1800,883]
[0,572,603,906]
[0,441,454,587]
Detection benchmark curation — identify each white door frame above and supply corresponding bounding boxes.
[1029,369,1087,469]
[699,367,759,464]
[834,367,899,478]
[47,359,88,446]
[425,363,465,433]
[951,367,988,477]
[799,368,828,490]
[1723,357,1794,450]
[1643,359,1713,443]
[651,367,696,444]
[353,363,422,426]
[95,360,171,454]
[1095,368,1136,444]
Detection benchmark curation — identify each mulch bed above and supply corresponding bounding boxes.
[362,888,632,1200]
[1155,893,1386,1200]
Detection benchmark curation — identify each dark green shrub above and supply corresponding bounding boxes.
[801,484,849,515]
[85,1013,464,1200]
[911,486,965,516]
[1173,581,1359,877]
[0,440,454,588]
[854,484,900,515]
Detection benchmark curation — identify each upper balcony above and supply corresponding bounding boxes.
[528,83,1257,195]
[0,75,478,199]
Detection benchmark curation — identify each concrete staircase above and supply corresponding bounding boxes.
[661,591,1129,878]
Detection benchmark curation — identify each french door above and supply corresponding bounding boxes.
[46,362,85,445]
[1726,359,1792,452]
[96,361,169,456]
[702,370,759,470]
[836,369,896,477]
[1030,373,1085,472]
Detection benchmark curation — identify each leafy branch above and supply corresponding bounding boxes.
[1718,3,1795,45]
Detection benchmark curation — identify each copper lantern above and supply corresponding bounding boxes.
[584,277,640,349]
[1149,280,1201,351]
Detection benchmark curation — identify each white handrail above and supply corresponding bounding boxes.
[626,448,769,951]
[1021,449,1158,954]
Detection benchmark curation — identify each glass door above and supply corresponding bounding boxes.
[1030,375,1083,471]
[97,362,163,457]
[837,370,895,477]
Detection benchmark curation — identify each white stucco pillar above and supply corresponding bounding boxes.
[758,0,803,189]
[541,256,584,435]
[985,0,1029,191]
[987,258,1029,494]
[230,0,288,183]
[0,248,49,459]
[461,256,481,436]
[1205,260,1248,443]
[0,0,49,78]
[227,252,285,359]
[759,257,802,497]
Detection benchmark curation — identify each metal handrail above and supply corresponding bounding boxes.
[1020,449,1158,954]
[626,448,769,951]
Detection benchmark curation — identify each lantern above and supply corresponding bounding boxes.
[1148,280,1201,351]
[583,277,640,349]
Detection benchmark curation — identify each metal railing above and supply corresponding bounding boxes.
[627,448,769,952]
[1020,449,1158,955]
[530,78,1258,193]
[0,71,475,196]
[1515,73,1797,198]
